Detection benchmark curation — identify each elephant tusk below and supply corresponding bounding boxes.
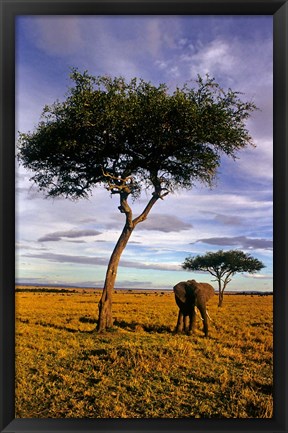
[196,308,204,320]
[206,310,213,322]
[196,307,213,321]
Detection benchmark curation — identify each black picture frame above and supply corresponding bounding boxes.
[0,0,287,432]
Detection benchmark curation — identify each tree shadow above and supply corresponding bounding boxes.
[113,319,172,334]
[35,321,79,333]
[81,348,109,361]
[35,320,95,334]
[252,381,272,395]
[79,316,98,325]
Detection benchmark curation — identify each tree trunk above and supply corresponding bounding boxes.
[218,279,230,307]
[96,183,164,332]
[217,279,224,307]
[218,291,224,307]
[97,223,134,332]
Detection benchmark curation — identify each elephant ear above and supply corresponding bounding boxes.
[174,282,188,303]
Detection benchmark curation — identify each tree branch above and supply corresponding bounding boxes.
[132,194,159,226]
[101,168,133,194]
[207,268,218,278]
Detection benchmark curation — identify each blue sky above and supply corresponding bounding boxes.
[16,15,273,291]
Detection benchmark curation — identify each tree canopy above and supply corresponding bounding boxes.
[182,250,265,306]
[18,69,258,330]
[18,69,257,201]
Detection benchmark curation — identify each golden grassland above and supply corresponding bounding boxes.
[15,287,273,418]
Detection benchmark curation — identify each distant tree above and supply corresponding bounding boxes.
[18,69,257,331]
[182,250,265,306]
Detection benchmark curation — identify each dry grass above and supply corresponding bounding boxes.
[15,288,273,418]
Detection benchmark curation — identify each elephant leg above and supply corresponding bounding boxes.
[187,309,196,335]
[183,315,189,333]
[198,305,209,337]
[175,310,184,333]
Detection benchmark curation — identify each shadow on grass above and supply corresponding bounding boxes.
[80,316,172,334]
[35,320,96,334]
[81,348,110,361]
[35,316,213,337]
[35,318,216,338]
[79,316,98,325]
[252,381,273,395]
[113,319,172,334]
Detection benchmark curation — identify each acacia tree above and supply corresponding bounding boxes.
[182,250,265,306]
[18,69,257,331]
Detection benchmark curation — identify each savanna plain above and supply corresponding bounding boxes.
[15,287,273,418]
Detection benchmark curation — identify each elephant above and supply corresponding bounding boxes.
[173,279,215,337]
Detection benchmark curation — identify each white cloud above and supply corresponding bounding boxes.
[237,140,273,180]
[145,19,163,57]
[243,273,273,280]
[155,60,168,70]
[190,39,236,76]
[30,17,84,56]
[22,251,181,272]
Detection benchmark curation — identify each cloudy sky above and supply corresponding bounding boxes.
[15,15,273,291]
